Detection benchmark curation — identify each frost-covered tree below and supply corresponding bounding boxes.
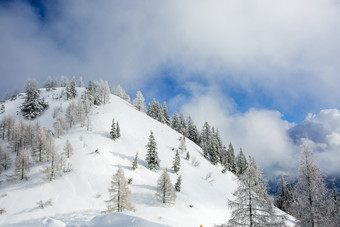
[171,112,181,132]
[187,116,200,144]
[43,142,61,181]
[132,91,145,112]
[276,176,294,213]
[179,113,187,136]
[44,76,55,91]
[172,150,181,174]
[0,104,5,115]
[156,168,176,205]
[53,116,66,138]
[116,122,120,138]
[147,99,164,123]
[132,153,138,171]
[186,151,190,160]
[60,75,69,87]
[65,77,77,100]
[175,175,182,192]
[329,183,340,227]
[33,127,48,162]
[209,127,221,165]
[114,85,130,102]
[0,145,10,171]
[227,157,286,226]
[162,102,170,125]
[63,139,73,158]
[235,148,248,176]
[78,76,84,87]
[110,118,118,140]
[15,149,31,180]
[145,131,160,170]
[11,88,20,100]
[105,166,135,213]
[227,143,236,173]
[178,136,187,154]
[200,122,212,160]
[292,146,330,227]
[65,101,77,128]
[20,79,48,119]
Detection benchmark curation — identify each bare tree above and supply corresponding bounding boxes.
[14,149,31,180]
[104,166,135,213]
[63,139,73,158]
[156,168,176,205]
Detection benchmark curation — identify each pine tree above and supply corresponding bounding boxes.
[175,175,182,192]
[132,153,138,171]
[292,146,330,227]
[186,151,190,160]
[200,122,212,160]
[172,150,181,174]
[15,149,31,180]
[220,145,228,168]
[178,136,187,154]
[145,131,160,170]
[227,157,287,226]
[156,168,176,205]
[171,112,181,132]
[187,116,199,144]
[20,79,48,119]
[276,176,294,213]
[110,118,118,140]
[105,166,135,213]
[227,143,236,173]
[235,148,248,176]
[63,139,73,158]
[329,183,340,226]
[162,102,170,125]
[179,113,187,136]
[0,104,5,115]
[116,122,120,138]
[132,91,145,112]
[78,76,85,87]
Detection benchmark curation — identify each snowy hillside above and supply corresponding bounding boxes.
[0,88,290,226]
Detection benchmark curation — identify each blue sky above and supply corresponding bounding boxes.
[2,0,340,176]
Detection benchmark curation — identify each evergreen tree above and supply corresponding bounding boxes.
[227,143,236,173]
[145,131,160,170]
[20,79,48,119]
[0,104,5,115]
[116,122,120,138]
[110,118,118,140]
[227,157,286,226]
[187,116,199,144]
[132,91,145,112]
[171,112,181,132]
[156,168,176,205]
[175,175,182,192]
[179,113,187,136]
[162,102,170,125]
[78,76,85,87]
[178,136,187,154]
[15,149,31,180]
[209,127,221,165]
[220,145,228,168]
[292,146,330,227]
[105,166,135,213]
[186,151,190,160]
[329,183,340,226]
[63,139,73,158]
[172,150,181,174]
[276,176,294,214]
[132,153,138,171]
[235,148,248,176]
[200,122,212,160]
[60,75,69,87]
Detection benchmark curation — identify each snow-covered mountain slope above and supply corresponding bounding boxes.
[0,88,289,226]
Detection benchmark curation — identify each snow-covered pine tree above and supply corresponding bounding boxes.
[20,79,48,120]
[292,146,330,227]
[329,183,340,226]
[235,148,248,176]
[63,139,73,158]
[78,76,84,87]
[14,149,31,180]
[156,168,176,205]
[220,145,228,168]
[186,151,190,160]
[187,116,200,145]
[172,150,181,174]
[114,85,130,102]
[132,91,145,112]
[162,102,170,125]
[116,122,120,138]
[200,122,212,160]
[0,103,5,115]
[60,75,69,87]
[43,141,61,181]
[104,166,135,213]
[209,127,221,165]
[33,127,48,162]
[227,143,236,173]
[179,113,187,136]
[175,175,182,192]
[145,131,160,170]
[276,176,294,213]
[11,88,20,100]
[110,118,118,140]
[178,136,187,154]
[132,153,138,171]
[171,112,181,132]
[227,157,287,226]
[44,76,55,91]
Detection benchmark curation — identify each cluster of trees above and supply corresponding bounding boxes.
[86,80,111,105]
[110,118,121,140]
[274,147,340,227]
[146,99,171,125]
[0,116,73,181]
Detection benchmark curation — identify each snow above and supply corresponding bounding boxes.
[0,88,294,226]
